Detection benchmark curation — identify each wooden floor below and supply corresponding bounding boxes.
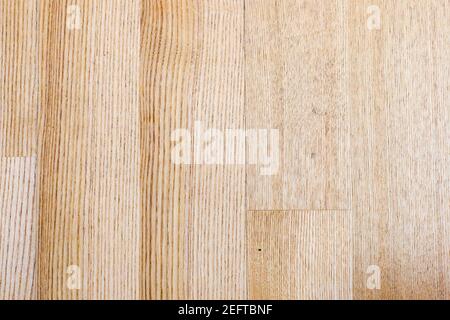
[1,0,449,300]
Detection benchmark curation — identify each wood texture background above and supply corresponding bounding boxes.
[0,0,449,300]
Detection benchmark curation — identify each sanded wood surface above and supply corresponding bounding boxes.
[0,0,449,300]
[349,0,450,299]
[140,0,246,299]
[0,0,38,157]
[245,0,350,211]
[38,0,140,299]
[247,210,352,299]
[0,157,37,299]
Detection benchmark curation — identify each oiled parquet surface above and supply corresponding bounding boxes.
[1,0,449,300]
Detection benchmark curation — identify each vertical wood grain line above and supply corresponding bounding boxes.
[350,0,450,299]
[247,210,352,299]
[188,0,246,299]
[245,0,350,210]
[140,0,246,299]
[0,157,38,299]
[0,0,39,157]
[430,0,450,299]
[0,0,39,300]
[140,0,192,299]
[38,0,140,299]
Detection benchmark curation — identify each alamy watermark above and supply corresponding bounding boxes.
[367,5,381,30]
[66,265,81,290]
[67,5,81,30]
[366,265,381,290]
[171,121,279,176]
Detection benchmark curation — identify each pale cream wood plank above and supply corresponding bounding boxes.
[0,0,39,300]
[140,0,246,299]
[0,0,448,301]
[0,0,39,157]
[0,157,37,299]
[245,0,350,210]
[38,0,140,299]
[350,0,450,299]
[430,0,450,300]
[247,210,352,299]
[140,0,191,300]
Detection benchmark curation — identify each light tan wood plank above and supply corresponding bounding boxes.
[140,0,191,300]
[430,0,450,300]
[0,0,448,301]
[247,210,352,299]
[0,0,39,157]
[140,0,246,299]
[350,0,450,299]
[38,0,140,299]
[0,157,37,299]
[245,0,350,210]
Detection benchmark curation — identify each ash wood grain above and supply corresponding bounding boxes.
[0,0,449,301]
[38,0,140,299]
[245,0,350,210]
[0,0,39,300]
[0,0,39,157]
[247,210,352,299]
[140,0,246,300]
[350,0,450,299]
[0,157,37,299]
[431,0,450,299]
[140,0,191,300]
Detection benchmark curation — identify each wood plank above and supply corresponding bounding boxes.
[0,0,448,301]
[245,0,350,210]
[0,157,37,299]
[38,0,140,299]
[430,0,450,299]
[350,0,450,299]
[0,0,39,300]
[0,0,39,157]
[140,0,246,299]
[247,210,352,299]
